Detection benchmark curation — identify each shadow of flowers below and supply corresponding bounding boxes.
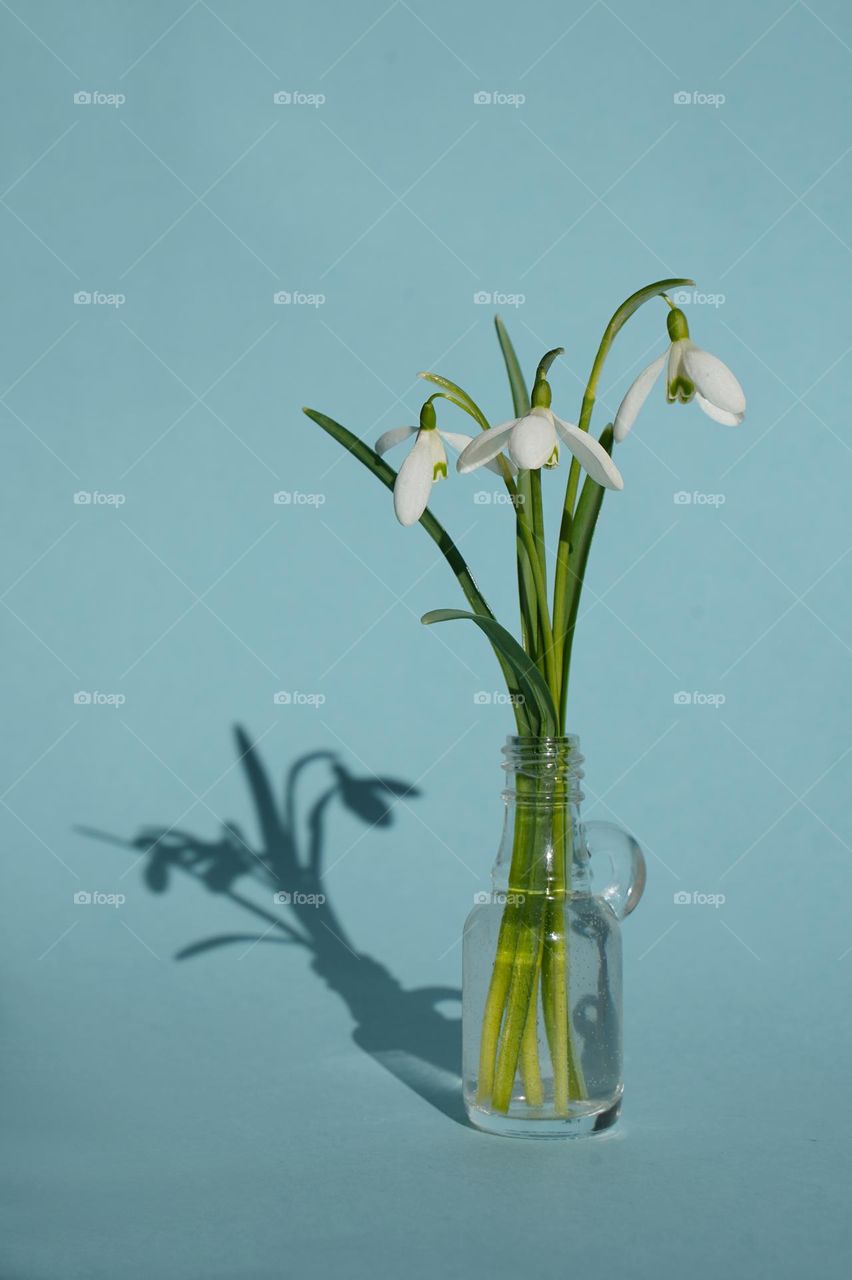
[80,726,465,1124]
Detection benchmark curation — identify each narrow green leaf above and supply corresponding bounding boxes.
[422,608,559,736]
[494,316,530,416]
[493,316,539,660]
[302,408,529,734]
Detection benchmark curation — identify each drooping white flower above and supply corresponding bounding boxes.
[614,307,746,442]
[457,404,623,491]
[376,401,503,526]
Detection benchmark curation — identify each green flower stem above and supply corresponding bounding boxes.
[491,895,546,1112]
[476,797,533,1103]
[514,510,558,696]
[519,930,545,1106]
[556,429,613,727]
[475,913,514,1103]
[483,775,588,1117]
[529,468,548,616]
[552,279,694,712]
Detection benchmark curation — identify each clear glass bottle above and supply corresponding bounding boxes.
[463,736,646,1138]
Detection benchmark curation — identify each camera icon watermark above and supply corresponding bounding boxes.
[473,691,525,706]
[273,690,326,708]
[473,490,525,506]
[73,889,126,907]
[272,90,325,108]
[473,290,525,308]
[673,890,726,908]
[273,490,326,506]
[473,890,526,905]
[74,290,126,308]
[73,90,126,108]
[673,90,725,108]
[273,290,325,307]
[670,288,726,309]
[73,690,126,708]
[673,690,726,708]
[673,490,726,507]
[472,90,525,108]
[73,490,126,506]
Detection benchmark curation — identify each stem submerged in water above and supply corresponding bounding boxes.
[475,765,586,1116]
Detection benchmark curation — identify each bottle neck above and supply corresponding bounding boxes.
[492,736,590,896]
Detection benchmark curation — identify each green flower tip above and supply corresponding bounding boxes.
[666,307,690,343]
[531,378,552,409]
[419,399,437,431]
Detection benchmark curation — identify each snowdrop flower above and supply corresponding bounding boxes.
[614,307,746,442]
[457,382,623,491]
[376,399,498,527]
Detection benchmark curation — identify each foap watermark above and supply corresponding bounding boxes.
[273,890,326,906]
[273,490,326,507]
[73,889,126,907]
[473,290,525,308]
[273,90,325,108]
[74,691,126,708]
[73,90,125,108]
[673,490,726,507]
[273,690,326,708]
[474,691,525,707]
[74,290,126,308]
[473,490,525,506]
[670,288,726,309]
[473,90,525,108]
[273,290,325,308]
[673,90,725,109]
[673,889,726,908]
[73,490,126,506]
[474,891,526,905]
[673,690,726,708]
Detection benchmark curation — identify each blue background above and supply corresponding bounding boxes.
[1,1,850,1276]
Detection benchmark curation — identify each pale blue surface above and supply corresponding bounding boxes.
[1,1,851,1276]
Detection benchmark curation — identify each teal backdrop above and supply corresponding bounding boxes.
[1,1,850,1277]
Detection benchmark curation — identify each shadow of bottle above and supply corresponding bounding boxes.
[79,726,466,1126]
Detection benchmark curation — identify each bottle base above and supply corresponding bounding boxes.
[464,1095,622,1139]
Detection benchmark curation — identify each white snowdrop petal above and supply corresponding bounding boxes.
[375,425,417,455]
[456,420,516,473]
[438,431,475,455]
[554,419,624,491]
[682,346,746,419]
[613,350,668,441]
[694,392,743,426]
[393,431,435,526]
[508,412,557,470]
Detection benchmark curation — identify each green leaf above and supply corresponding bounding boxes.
[302,408,486,606]
[494,316,530,416]
[493,316,539,656]
[302,408,529,734]
[417,372,489,432]
[421,608,559,736]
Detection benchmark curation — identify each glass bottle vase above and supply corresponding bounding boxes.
[462,736,646,1138]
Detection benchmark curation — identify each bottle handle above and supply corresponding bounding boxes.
[582,820,646,921]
